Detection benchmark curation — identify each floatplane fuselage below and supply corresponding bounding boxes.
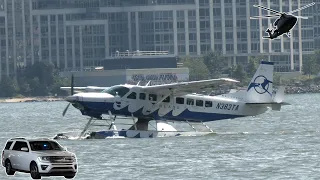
[60,61,288,139]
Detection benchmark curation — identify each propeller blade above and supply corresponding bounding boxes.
[250,15,280,19]
[253,4,281,14]
[62,103,71,117]
[294,16,309,19]
[288,2,315,14]
[71,74,74,95]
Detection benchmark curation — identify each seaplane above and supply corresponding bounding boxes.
[57,61,289,139]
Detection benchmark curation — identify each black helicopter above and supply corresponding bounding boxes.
[250,2,315,39]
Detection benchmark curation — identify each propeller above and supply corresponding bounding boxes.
[62,74,74,117]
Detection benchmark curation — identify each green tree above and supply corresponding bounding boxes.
[231,64,247,85]
[50,76,70,96]
[0,77,19,97]
[181,56,210,80]
[302,54,318,78]
[273,73,281,86]
[314,50,320,67]
[246,56,268,77]
[202,51,227,78]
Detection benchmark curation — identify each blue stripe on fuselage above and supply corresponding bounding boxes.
[76,101,245,122]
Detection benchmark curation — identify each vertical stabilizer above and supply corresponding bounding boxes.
[246,61,274,103]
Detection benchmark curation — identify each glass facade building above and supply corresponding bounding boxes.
[0,0,317,79]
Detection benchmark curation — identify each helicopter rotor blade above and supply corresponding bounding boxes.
[253,4,281,14]
[288,2,315,14]
[250,15,280,19]
[294,16,309,19]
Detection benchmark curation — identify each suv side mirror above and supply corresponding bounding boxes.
[63,147,67,151]
[20,147,28,152]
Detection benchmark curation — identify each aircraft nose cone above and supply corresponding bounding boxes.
[65,95,78,102]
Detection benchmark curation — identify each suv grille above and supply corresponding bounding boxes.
[49,156,74,163]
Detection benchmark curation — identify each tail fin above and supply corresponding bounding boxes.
[246,61,274,103]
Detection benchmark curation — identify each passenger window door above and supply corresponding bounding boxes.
[12,141,28,152]
[4,141,13,150]
[186,98,194,106]
[149,94,157,102]
[11,141,29,170]
[205,101,212,108]
[127,92,137,99]
[139,93,146,100]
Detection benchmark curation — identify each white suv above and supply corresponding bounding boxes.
[2,138,77,179]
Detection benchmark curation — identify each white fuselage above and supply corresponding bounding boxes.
[69,86,269,122]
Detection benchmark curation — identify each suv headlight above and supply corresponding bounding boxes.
[71,155,76,162]
[38,156,51,162]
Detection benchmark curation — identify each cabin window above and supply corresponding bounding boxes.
[205,101,212,107]
[176,97,184,104]
[163,96,170,102]
[149,94,157,101]
[186,98,194,105]
[127,92,137,99]
[139,93,146,100]
[196,100,203,107]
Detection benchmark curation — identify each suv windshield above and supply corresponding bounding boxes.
[29,141,63,151]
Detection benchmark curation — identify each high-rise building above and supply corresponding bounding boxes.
[0,0,317,80]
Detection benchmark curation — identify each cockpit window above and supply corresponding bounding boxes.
[102,86,130,97]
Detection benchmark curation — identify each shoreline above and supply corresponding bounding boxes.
[0,97,64,103]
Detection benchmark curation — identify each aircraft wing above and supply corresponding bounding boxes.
[60,86,109,93]
[140,78,239,95]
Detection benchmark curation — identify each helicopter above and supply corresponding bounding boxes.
[250,2,315,39]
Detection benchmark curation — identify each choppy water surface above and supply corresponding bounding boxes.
[0,94,320,179]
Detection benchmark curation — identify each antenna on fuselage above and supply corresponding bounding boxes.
[136,81,141,86]
[146,81,151,86]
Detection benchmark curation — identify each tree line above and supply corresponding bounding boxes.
[0,61,69,98]
[302,50,320,78]
[179,51,273,86]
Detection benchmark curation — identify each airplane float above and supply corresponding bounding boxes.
[57,61,289,139]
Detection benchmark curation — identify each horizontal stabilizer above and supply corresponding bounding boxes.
[246,102,290,105]
[246,102,290,111]
[273,86,285,103]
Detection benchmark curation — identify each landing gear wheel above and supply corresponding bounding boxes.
[5,160,15,175]
[30,162,41,179]
[64,174,76,179]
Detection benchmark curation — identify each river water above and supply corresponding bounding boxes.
[0,94,320,179]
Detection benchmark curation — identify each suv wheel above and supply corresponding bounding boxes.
[64,174,75,179]
[30,162,41,179]
[5,160,15,175]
